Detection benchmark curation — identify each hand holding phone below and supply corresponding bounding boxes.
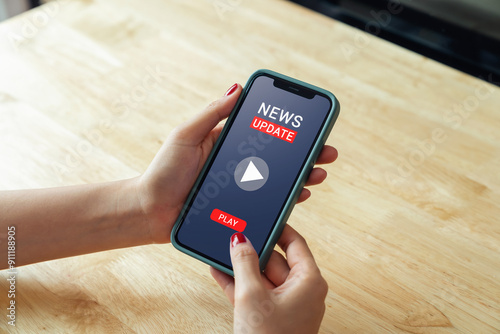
[211,225,328,334]
[171,70,340,276]
[136,84,244,244]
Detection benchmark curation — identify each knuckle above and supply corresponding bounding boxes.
[232,247,257,263]
[236,286,262,304]
[206,100,220,111]
[302,265,328,297]
[318,276,329,298]
[295,233,307,244]
[168,125,189,143]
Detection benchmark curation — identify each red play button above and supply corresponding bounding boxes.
[210,208,247,232]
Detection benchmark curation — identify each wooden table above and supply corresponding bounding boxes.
[1,0,499,332]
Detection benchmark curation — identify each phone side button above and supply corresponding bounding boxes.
[210,208,247,233]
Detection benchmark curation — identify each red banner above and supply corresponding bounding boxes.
[210,208,247,232]
[249,116,297,143]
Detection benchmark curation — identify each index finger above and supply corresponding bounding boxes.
[277,225,317,270]
[315,145,338,165]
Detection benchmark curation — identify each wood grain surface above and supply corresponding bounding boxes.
[0,0,499,333]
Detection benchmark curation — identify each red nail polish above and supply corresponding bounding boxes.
[225,83,238,96]
[231,233,246,247]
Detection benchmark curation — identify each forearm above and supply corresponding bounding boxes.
[0,178,152,269]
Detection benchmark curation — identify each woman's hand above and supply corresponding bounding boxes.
[211,225,329,334]
[136,84,338,244]
[0,83,337,268]
[135,83,242,243]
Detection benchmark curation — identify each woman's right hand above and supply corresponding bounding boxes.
[211,225,329,334]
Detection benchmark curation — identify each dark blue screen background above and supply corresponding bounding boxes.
[176,75,331,268]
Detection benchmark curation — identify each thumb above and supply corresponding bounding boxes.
[172,83,242,146]
[230,233,264,294]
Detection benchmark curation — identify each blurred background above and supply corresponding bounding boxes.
[1,0,499,84]
[291,0,500,85]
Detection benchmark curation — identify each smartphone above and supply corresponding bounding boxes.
[171,69,340,276]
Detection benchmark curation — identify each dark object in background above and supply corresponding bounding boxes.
[0,0,39,21]
[290,0,500,86]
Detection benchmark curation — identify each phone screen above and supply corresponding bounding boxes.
[175,74,332,269]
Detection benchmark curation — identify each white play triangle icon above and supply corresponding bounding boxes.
[240,161,264,182]
[234,157,269,191]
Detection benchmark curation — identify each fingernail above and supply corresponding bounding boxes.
[224,83,238,96]
[231,233,246,248]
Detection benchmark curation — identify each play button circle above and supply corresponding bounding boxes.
[234,157,269,191]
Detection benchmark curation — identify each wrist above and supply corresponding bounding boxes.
[106,177,156,246]
[134,175,176,244]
